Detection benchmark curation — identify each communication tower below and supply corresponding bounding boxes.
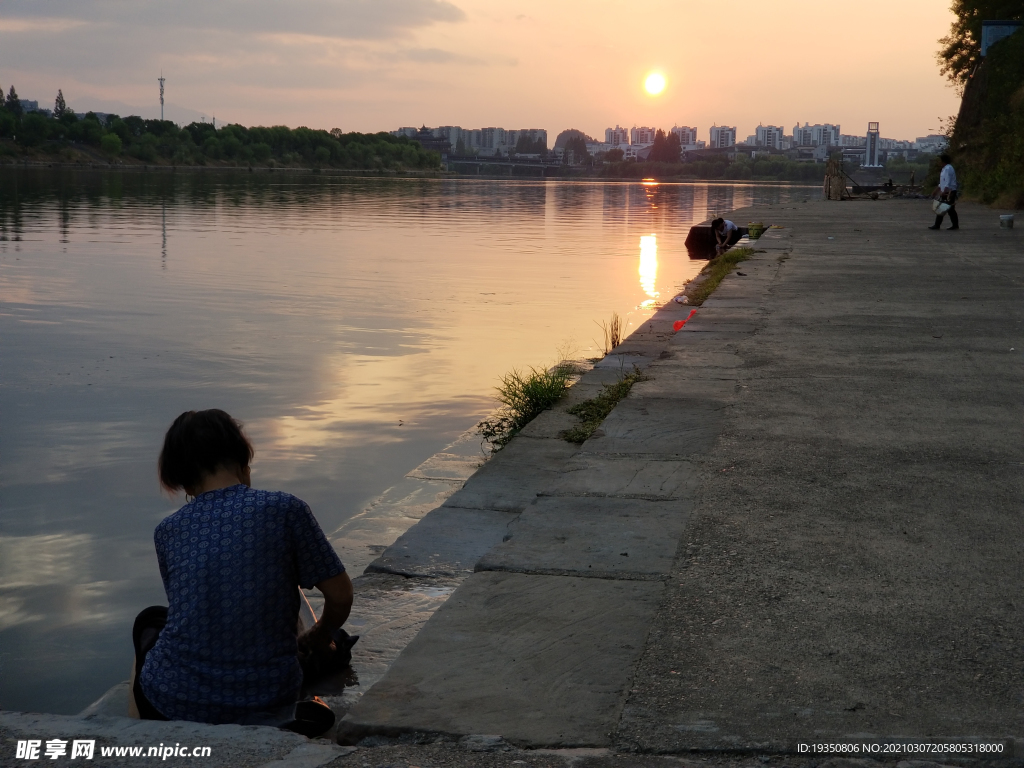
[158,74,165,121]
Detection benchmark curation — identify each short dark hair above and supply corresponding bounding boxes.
[158,409,254,492]
[940,152,951,164]
[711,218,724,230]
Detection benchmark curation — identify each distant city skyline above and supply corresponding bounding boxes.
[11,83,948,153]
[392,120,943,153]
[0,0,960,139]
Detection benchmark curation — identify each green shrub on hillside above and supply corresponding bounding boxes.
[944,6,1024,207]
[100,133,121,156]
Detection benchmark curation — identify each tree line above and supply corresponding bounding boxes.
[0,87,441,171]
[940,0,1023,207]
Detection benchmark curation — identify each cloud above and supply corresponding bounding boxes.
[0,17,87,33]
[399,47,480,64]
[0,0,465,39]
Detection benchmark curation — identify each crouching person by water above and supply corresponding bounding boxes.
[132,409,353,736]
[711,217,741,255]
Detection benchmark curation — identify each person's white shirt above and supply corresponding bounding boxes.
[939,163,957,192]
[721,220,738,233]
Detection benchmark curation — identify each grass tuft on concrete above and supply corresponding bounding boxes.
[595,312,624,354]
[559,368,647,444]
[479,362,579,450]
[686,247,756,305]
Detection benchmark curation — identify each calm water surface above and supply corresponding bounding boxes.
[0,170,820,713]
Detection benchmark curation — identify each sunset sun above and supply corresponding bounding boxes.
[644,72,666,96]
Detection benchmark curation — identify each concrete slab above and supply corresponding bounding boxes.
[593,353,656,371]
[582,398,724,457]
[611,339,676,358]
[645,349,744,369]
[476,496,689,579]
[443,436,579,512]
[406,453,484,482]
[338,572,664,747]
[629,375,739,400]
[538,455,698,500]
[517,406,581,439]
[310,575,458,718]
[574,365,653,388]
[329,475,464,575]
[365,507,519,577]
[679,320,759,334]
[700,297,769,309]
[670,330,757,342]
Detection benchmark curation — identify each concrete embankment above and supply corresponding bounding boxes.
[335,199,1024,756]
[4,200,1022,767]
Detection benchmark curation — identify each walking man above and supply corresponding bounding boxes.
[929,153,959,230]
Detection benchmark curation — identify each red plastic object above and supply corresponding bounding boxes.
[673,309,698,332]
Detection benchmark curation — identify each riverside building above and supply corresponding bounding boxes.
[670,125,705,150]
[630,126,657,147]
[754,124,785,149]
[605,125,630,146]
[709,125,737,148]
[793,123,840,147]
[392,126,548,156]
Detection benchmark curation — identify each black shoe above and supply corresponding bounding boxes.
[948,226,959,230]
[282,696,335,738]
[927,225,941,230]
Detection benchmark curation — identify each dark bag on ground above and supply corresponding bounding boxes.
[298,627,359,685]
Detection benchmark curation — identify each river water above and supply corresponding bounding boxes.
[0,169,820,714]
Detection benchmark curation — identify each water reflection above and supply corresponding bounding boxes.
[0,169,821,714]
[160,201,167,270]
[638,234,659,307]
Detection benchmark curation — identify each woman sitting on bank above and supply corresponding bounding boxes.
[711,217,741,255]
[134,409,353,731]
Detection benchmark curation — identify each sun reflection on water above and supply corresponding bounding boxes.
[638,234,659,308]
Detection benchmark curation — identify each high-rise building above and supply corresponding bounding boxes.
[506,128,548,149]
[793,123,814,146]
[605,125,629,146]
[710,125,736,148]
[793,123,841,147]
[671,125,698,146]
[630,126,657,146]
[432,126,464,147]
[814,124,840,147]
[394,125,548,156]
[755,125,784,149]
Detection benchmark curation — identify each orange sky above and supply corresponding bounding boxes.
[0,0,961,141]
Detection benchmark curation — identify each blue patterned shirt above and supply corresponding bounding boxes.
[140,485,345,723]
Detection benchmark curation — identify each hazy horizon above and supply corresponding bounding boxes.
[1,0,961,141]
